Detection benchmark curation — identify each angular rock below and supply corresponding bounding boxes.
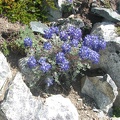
[38,95,79,120]
[50,14,85,30]
[81,74,118,113]
[91,22,120,107]
[91,7,120,22]
[1,72,42,120]
[18,57,38,87]
[0,51,12,101]
[30,21,49,34]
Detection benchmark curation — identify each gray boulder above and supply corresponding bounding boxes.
[38,95,79,120]
[48,7,62,22]
[1,72,42,120]
[91,22,120,107]
[0,51,12,101]
[81,74,118,113]
[1,72,79,120]
[91,7,120,22]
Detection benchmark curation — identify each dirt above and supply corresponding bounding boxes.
[0,0,118,119]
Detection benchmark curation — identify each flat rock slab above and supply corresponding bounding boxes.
[91,7,120,22]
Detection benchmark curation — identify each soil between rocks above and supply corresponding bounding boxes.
[0,0,118,119]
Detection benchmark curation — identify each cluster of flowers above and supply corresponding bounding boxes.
[24,26,106,86]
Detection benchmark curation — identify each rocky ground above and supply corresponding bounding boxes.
[0,0,119,119]
[0,17,110,120]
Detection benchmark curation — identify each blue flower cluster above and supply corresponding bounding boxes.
[44,26,59,39]
[38,57,46,64]
[40,62,52,73]
[56,52,69,71]
[27,56,37,68]
[24,37,32,47]
[83,35,106,52]
[79,46,100,63]
[43,42,52,50]
[62,43,71,53]
[24,26,106,87]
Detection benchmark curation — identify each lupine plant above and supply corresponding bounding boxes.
[24,26,106,88]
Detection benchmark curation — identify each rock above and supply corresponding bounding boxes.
[1,72,42,120]
[117,0,120,14]
[18,57,38,87]
[0,51,12,101]
[1,72,78,120]
[38,95,79,120]
[50,14,85,30]
[111,118,120,120]
[30,21,49,34]
[58,0,73,8]
[91,22,120,107]
[91,7,120,22]
[48,7,62,22]
[81,74,118,113]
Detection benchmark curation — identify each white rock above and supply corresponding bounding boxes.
[38,95,79,120]
[0,51,12,101]
[1,72,42,120]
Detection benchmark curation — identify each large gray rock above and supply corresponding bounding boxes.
[1,72,78,120]
[91,22,120,107]
[1,72,42,120]
[38,95,79,120]
[91,7,120,22]
[0,51,12,101]
[81,74,118,113]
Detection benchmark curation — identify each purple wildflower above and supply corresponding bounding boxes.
[83,35,106,52]
[59,59,70,71]
[27,56,37,68]
[50,26,59,35]
[56,52,66,64]
[44,29,53,39]
[67,26,75,36]
[24,37,32,47]
[79,46,100,63]
[70,38,79,47]
[40,62,52,73]
[62,43,71,53]
[43,42,52,50]
[73,28,82,40]
[38,57,46,64]
[60,31,68,41]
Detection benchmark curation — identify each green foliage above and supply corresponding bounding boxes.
[0,0,56,24]
[0,41,9,56]
[113,107,120,117]
[14,25,40,55]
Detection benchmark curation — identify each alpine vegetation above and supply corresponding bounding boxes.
[24,26,106,88]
